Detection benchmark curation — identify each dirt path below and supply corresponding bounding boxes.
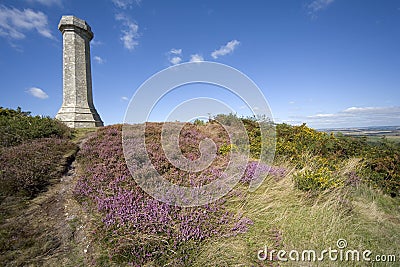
[1,134,94,266]
[26,160,89,266]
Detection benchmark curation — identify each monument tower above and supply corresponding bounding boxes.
[56,15,103,128]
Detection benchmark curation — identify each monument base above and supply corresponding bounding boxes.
[56,106,103,128]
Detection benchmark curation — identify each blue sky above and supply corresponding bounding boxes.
[0,0,399,128]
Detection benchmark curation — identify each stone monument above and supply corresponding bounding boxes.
[56,15,103,128]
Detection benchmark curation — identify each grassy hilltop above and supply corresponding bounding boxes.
[0,107,399,266]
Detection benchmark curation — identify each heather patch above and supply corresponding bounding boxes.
[240,160,287,184]
[74,124,259,265]
[0,138,77,198]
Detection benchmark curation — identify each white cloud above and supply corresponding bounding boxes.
[26,87,48,99]
[121,96,129,101]
[304,106,400,127]
[342,106,396,113]
[112,0,141,50]
[170,56,182,65]
[0,5,54,40]
[189,54,204,62]
[170,48,182,55]
[308,113,335,118]
[167,48,182,65]
[115,13,139,50]
[211,40,240,59]
[307,0,335,17]
[120,25,139,50]
[112,0,141,9]
[27,0,62,6]
[94,56,105,64]
[282,119,303,125]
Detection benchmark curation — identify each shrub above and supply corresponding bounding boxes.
[213,113,242,126]
[0,138,77,198]
[361,140,400,196]
[193,118,206,125]
[293,167,343,192]
[218,143,238,155]
[0,107,71,147]
[276,123,338,162]
[272,123,399,197]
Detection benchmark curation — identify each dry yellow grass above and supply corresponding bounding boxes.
[193,158,400,266]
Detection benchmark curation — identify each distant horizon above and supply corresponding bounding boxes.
[316,125,400,130]
[3,105,400,131]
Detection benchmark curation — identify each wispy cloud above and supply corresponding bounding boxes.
[26,87,48,99]
[115,13,139,50]
[0,5,54,40]
[121,96,129,101]
[112,0,141,51]
[26,0,62,7]
[342,106,396,113]
[308,113,335,118]
[167,48,183,65]
[211,40,240,59]
[305,106,400,127]
[170,48,182,55]
[189,54,204,62]
[112,0,141,9]
[91,39,103,46]
[307,0,335,17]
[93,55,105,64]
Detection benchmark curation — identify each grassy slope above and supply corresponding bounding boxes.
[195,173,400,266]
[74,123,400,266]
[1,113,399,266]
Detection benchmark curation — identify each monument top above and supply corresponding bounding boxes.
[58,15,93,40]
